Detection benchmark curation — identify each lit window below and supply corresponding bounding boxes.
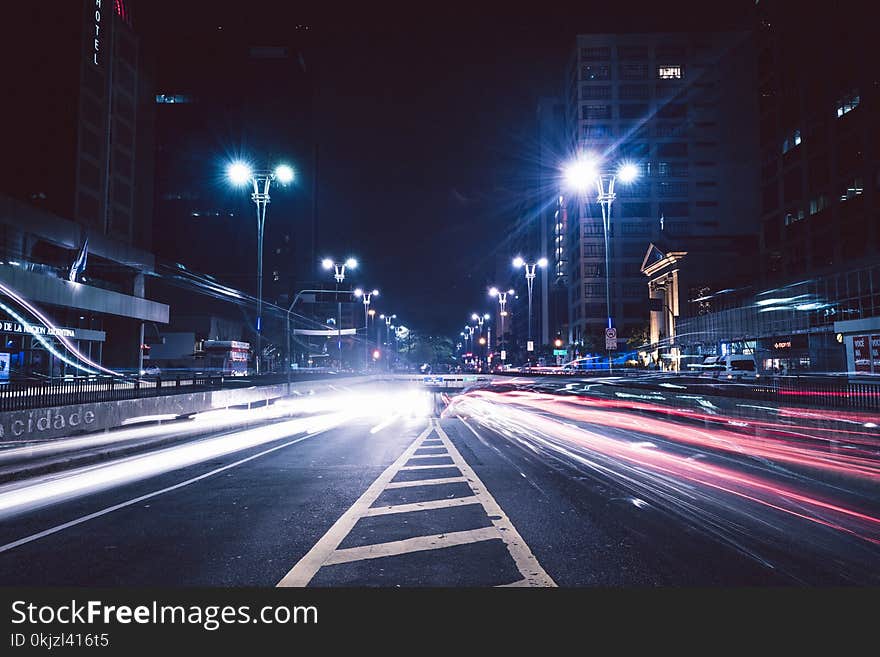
[836,91,860,117]
[782,129,801,154]
[809,195,827,215]
[839,178,864,202]
[155,94,193,104]
[657,66,682,80]
[784,209,805,226]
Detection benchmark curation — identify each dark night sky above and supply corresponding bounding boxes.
[138,2,754,336]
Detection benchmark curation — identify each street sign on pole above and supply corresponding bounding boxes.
[605,327,618,350]
[527,340,534,352]
[553,349,567,356]
[500,350,507,361]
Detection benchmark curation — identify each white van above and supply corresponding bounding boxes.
[690,354,759,379]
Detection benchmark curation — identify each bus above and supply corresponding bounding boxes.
[203,340,250,376]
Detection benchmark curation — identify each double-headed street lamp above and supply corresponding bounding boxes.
[471,312,490,370]
[564,155,639,373]
[489,287,515,363]
[228,160,295,374]
[462,325,475,359]
[513,256,548,349]
[321,257,358,369]
[354,287,379,370]
[379,313,396,370]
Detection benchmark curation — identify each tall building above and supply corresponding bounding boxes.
[756,3,878,283]
[0,1,167,377]
[668,3,880,374]
[564,32,760,354]
[6,0,154,249]
[536,97,569,348]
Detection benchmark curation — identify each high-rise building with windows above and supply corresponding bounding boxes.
[564,32,759,353]
[536,98,569,349]
[6,0,154,249]
[755,4,878,283]
[666,3,880,375]
[0,1,168,376]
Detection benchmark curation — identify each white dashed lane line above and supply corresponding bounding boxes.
[277,418,555,587]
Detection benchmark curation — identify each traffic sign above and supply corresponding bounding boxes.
[553,349,567,356]
[605,327,618,350]
[526,341,534,352]
[500,350,507,361]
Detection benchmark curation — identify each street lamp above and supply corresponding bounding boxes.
[354,288,379,370]
[489,287,515,363]
[471,312,491,371]
[321,257,358,369]
[463,325,475,358]
[379,313,396,370]
[513,256,548,349]
[563,154,640,374]
[227,159,295,374]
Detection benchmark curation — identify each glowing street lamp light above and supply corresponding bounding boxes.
[226,158,295,374]
[513,256,548,347]
[563,154,640,374]
[322,257,357,283]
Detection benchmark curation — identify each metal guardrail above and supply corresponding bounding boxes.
[0,371,345,413]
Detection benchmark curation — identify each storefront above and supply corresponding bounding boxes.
[758,334,810,375]
[0,318,105,380]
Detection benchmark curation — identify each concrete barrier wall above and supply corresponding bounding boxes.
[0,377,367,442]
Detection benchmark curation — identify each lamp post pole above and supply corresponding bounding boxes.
[489,288,514,365]
[355,289,379,371]
[513,257,548,349]
[228,161,294,375]
[471,312,489,371]
[564,157,638,376]
[595,173,617,375]
[322,258,357,370]
[381,314,396,371]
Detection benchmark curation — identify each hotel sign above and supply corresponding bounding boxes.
[92,0,103,65]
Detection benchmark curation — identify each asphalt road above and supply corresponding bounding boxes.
[0,381,877,586]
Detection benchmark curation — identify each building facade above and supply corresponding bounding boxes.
[756,3,879,285]
[657,3,880,376]
[564,32,760,355]
[536,98,570,351]
[1,1,167,378]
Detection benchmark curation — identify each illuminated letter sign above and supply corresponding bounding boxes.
[93,0,102,65]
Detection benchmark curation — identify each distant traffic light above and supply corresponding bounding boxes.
[554,338,563,348]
